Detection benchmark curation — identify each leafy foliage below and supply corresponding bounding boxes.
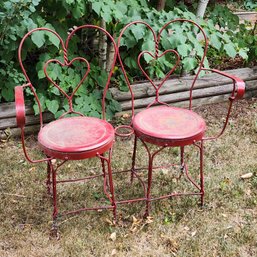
[0,0,256,119]
[244,0,257,11]
[205,4,257,65]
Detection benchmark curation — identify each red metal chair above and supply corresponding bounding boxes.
[15,25,118,235]
[116,19,245,217]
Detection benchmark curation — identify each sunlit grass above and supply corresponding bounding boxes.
[0,99,256,256]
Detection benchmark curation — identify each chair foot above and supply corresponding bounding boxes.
[143,201,151,218]
[113,205,117,224]
[49,219,60,240]
[130,169,136,184]
[200,193,204,207]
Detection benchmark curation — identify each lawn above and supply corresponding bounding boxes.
[0,98,256,257]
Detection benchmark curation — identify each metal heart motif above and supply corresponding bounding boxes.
[138,49,180,92]
[44,57,90,100]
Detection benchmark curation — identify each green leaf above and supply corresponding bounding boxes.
[89,110,101,118]
[116,2,127,14]
[92,1,102,14]
[177,44,189,57]
[101,5,112,22]
[45,25,60,49]
[124,34,137,49]
[2,85,14,101]
[47,63,62,80]
[31,30,45,48]
[38,70,45,79]
[238,48,248,59]
[142,39,155,51]
[210,34,222,50]
[65,0,75,4]
[46,99,59,114]
[131,25,145,41]
[224,43,237,58]
[72,2,85,19]
[124,56,138,68]
[182,57,197,71]
[50,86,60,96]
[143,53,153,63]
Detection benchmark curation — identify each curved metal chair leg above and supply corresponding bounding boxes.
[180,146,184,171]
[106,149,117,222]
[48,161,60,239]
[144,155,154,217]
[131,135,138,184]
[100,153,109,189]
[199,141,204,206]
[140,140,167,217]
[98,149,117,222]
[46,160,52,196]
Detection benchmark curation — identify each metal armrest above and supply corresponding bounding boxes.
[202,68,246,100]
[115,125,134,138]
[14,84,52,164]
[201,68,246,141]
[15,86,26,128]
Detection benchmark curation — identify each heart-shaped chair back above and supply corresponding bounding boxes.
[117,19,208,117]
[18,25,118,126]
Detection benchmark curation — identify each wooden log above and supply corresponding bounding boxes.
[8,125,41,137]
[0,67,256,132]
[120,80,257,111]
[0,112,54,130]
[115,89,257,117]
[110,66,257,101]
[0,102,34,119]
[234,11,257,25]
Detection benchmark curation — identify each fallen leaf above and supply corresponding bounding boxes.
[105,218,114,226]
[110,232,117,241]
[191,231,197,237]
[146,216,154,224]
[111,249,117,256]
[122,113,130,119]
[240,172,253,179]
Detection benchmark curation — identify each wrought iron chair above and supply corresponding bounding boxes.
[116,19,245,217]
[15,25,118,235]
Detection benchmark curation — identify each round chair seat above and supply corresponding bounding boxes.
[38,116,114,160]
[132,106,206,146]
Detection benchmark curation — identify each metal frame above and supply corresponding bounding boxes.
[116,19,245,217]
[15,25,118,236]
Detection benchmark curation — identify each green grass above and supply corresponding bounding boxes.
[0,99,257,257]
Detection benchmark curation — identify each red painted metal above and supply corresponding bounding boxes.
[132,106,206,146]
[38,117,114,160]
[15,25,118,235]
[201,68,246,141]
[116,19,245,217]
[15,86,26,128]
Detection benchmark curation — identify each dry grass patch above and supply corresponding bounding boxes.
[0,99,256,256]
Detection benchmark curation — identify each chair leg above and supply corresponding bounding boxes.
[199,141,204,206]
[46,160,52,195]
[131,135,138,184]
[106,149,117,222]
[140,140,167,218]
[100,154,109,188]
[50,161,59,238]
[180,146,184,170]
[144,155,154,217]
